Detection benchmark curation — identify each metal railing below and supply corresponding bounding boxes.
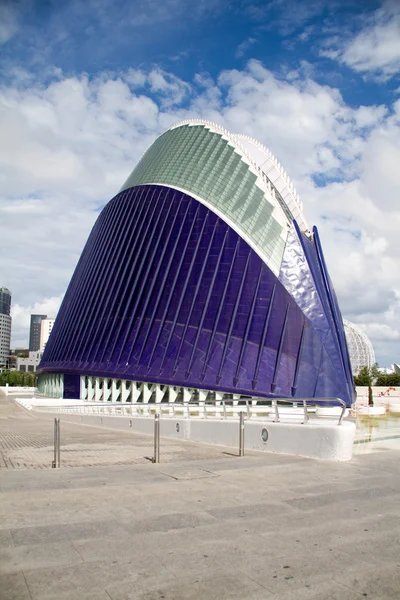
[52,418,61,468]
[35,397,348,426]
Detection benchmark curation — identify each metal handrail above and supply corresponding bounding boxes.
[34,396,348,426]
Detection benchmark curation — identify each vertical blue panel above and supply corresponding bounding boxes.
[39,185,353,406]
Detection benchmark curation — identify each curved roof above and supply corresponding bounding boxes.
[171,120,309,232]
[343,319,376,375]
[120,120,309,276]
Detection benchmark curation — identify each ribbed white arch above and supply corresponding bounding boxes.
[171,119,309,234]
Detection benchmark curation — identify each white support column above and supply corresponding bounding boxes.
[233,394,240,406]
[87,377,94,402]
[183,387,191,404]
[199,389,207,418]
[104,379,111,402]
[80,376,87,401]
[199,389,207,403]
[94,378,101,402]
[215,392,223,406]
[121,380,130,403]
[154,385,163,404]
[132,382,141,403]
[169,386,178,404]
[142,383,152,404]
[100,378,105,402]
[111,379,118,402]
[116,381,122,402]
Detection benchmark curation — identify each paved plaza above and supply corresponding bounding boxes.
[0,392,399,599]
[0,393,238,470]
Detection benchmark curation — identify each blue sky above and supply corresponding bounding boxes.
[1,0,399,366]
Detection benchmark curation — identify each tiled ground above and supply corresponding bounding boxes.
[0,393,236,470]
[1,392,400,599]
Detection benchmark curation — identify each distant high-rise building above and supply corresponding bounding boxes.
[0,287,12,367]
[29,314,47,352]
[0,287,11,316]
[40,318,55,352]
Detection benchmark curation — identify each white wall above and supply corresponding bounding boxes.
[17,351,43,372]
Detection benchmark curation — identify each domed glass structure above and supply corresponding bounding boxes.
[343,320,376,376]
[38,121,355,406]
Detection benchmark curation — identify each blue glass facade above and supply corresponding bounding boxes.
[39,184,355,406]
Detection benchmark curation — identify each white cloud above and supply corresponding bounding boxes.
[11,295,64,348]
[235,37,258,59]
[1,60,399,365]
[147,68,191,107]
[323,0,400,79]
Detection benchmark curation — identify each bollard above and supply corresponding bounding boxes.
[239,411,245,457]
[52,418,60,468]
[153,413,160,463]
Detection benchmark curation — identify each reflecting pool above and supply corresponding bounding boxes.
[353,412,400,454]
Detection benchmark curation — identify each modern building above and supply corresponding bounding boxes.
[343,320,376,376]
[17,351,43,373]
[38,120,355,406]
[39,318,55,352]
[29,314,47,352]
[0,287,12,368]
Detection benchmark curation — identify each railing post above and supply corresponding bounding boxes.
[338,399,346,425]
[153,413,160,463]
[273,400,280,422]
[302,398,309,424]
[246,400,250,419]
[239,411,245,457]
[52,418,60,468]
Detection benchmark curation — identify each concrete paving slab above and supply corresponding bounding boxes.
[334,564,400,598]
[0,571,31,600]
[105,570,271,600]
[262,580,377,600]
[10,520,131,546]
[0,540,83,574]
[0,528,14,548]
[23,561,176,600]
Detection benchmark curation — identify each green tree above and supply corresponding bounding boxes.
[354,366,372,387]
[376,372,400,387]
[370,363,380,381]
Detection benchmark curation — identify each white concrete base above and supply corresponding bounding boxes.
[52,412,356,461]
[0,386,36,397]
[357,406,386,416]
[15,396,82,410]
